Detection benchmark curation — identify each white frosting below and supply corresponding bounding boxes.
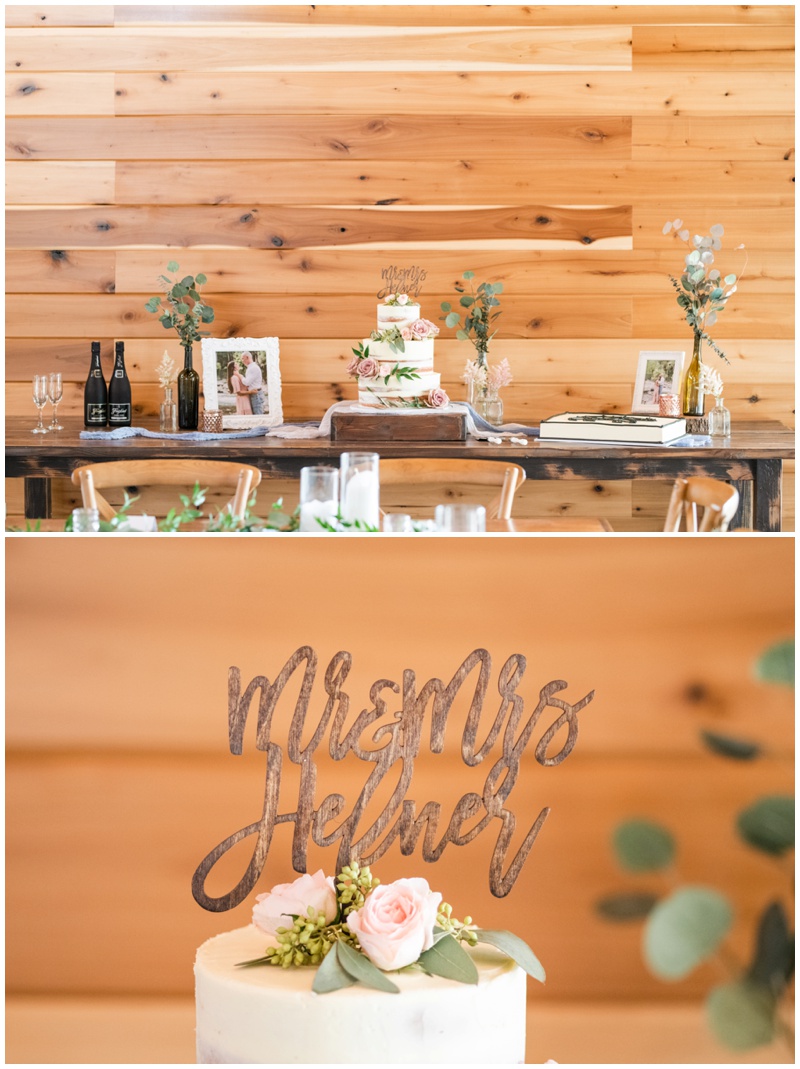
[195,924,526,1064]
[377,302,421,329]
[364,338,434,367]
[359,372,441,406]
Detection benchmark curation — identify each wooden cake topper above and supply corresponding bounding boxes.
[192,647,595,912]
[377,265,427,299]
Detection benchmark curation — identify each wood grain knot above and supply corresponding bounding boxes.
[684,682,708,703]
[580,235,595,245]
[160,74,170,82]
[270,235,284,247]
[95,221,112,231]
[19,84,39,95]
[581,128,607,142]
[329,140,350,153]
[50,250,68,262]
[535,215,551,226]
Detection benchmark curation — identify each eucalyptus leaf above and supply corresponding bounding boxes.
[754,639,794,687]
[195,273,207,285]
[463,270,475,280]
[613,820,675,872]
[493,282,504,293]
[418,934,479,984]
[460,295,475,307]
[737,796,794,855]
[440,301,452,312]
[456,329,469,341]
[700,730,761,761]
[336,941,399,993]
[595,891,659,922]
[312,946,357,994]
[707,980,775,1050]
[474,929,545,982]
[644,887,733,980]
[445,312,461,328]
[724,273,737,285]
[167,260,179,272]
[747,900,794,994]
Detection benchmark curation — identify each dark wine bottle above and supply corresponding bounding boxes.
[178,343,200,430]
[108,340,132,426]
[84,340,108,427]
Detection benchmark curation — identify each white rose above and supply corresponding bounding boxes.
[252,870,337,935]
[397,293,409,305]
[346,877,441,971]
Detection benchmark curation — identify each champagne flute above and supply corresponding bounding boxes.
[48,372,64,430]
[32,375,49,434]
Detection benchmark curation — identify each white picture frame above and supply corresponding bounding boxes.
[632,350,685,415]
[201,337,283,429]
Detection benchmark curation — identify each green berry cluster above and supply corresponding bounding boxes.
[437,902,478,946]
[262,906,337,968]
[336,863,380,916]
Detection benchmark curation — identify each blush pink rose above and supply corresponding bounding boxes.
[346,355,361,377]
[357,357,380,379]
[427,388,449,408]
[252,870,337,935]
[400,327,413,340]
[396,293,409,305]
[409,318,440,339]
[346,877,441,971]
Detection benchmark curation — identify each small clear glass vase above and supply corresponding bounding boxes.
[707,395,731,438]
[482,389,504,427]
[160,385,178,433]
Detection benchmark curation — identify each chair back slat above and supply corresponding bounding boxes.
[71,460,262,521]
[663,477,739,533]
[379,459,526,519]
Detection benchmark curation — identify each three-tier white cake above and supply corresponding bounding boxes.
[347,294,447,409]
[195,924,526,1064]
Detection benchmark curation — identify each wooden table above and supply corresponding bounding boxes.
[6,418,793,530]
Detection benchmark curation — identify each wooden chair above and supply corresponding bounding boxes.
[663,476,740,533]
[71,460,262,523]
[378,458,526,520]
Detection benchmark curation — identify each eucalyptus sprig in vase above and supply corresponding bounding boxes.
[440,271,507,420]
[145,262,215,430]
[661,220,746,417]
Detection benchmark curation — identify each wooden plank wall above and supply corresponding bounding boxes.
[6,537,794,1009]
[5,4,795,530]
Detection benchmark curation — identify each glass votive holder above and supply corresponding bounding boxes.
[71,507,100,532]
[434,504,487,533]
[340,452,380,529]
[383,513,413,533]
[659,394,681,418]
[299,466,339,532]
[203,411,223,434]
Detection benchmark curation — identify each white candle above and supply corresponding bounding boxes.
[299,498,339,532]
[342,470,380,527]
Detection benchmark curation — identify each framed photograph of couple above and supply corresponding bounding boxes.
[201,337,283,429]
[631,350,685,415]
